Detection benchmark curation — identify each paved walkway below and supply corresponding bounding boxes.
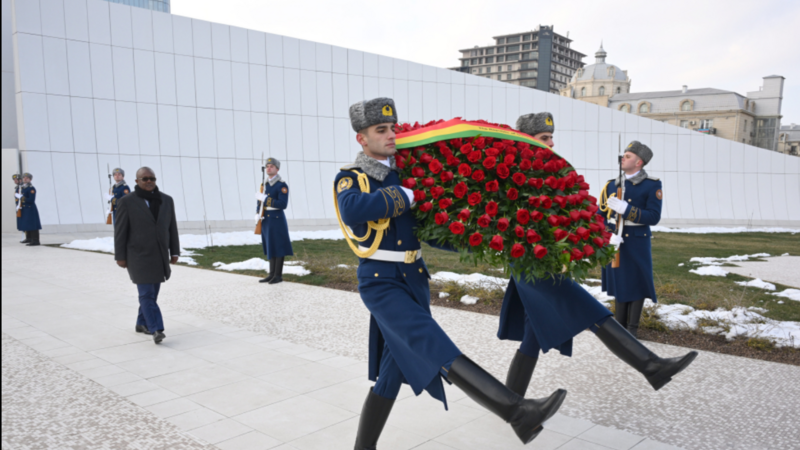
[726,256,800,289]
[2,234,798,450]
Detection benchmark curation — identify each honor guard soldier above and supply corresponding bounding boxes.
[497,115,696,400]
[336,98,566,450]
[601,141,663,338]
[107,168,130,225]
[13,174,27,243]
[256,157,293,284]
[16,173,42,246]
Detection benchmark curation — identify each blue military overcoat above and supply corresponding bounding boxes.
[335,163,461,407]
[17,185,42,231]
[498,275,612,357]
[111,182,130,224]
[258,177,294,259]
[601,175,662,303]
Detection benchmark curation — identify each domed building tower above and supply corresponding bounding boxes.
[560,43,631,107]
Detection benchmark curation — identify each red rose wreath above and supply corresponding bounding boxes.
[394,118,615,282]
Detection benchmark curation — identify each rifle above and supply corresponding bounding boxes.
[16,152,23,218]
[612,134,624,268]
[106,164,113,224]
[254,153,266,235]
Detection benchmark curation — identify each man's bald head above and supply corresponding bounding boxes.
[135,167,157,191]
[136,167,155,178]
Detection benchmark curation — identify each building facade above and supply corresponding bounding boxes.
[559,44,630,107]
[452,26,586,94]
[778,124,800,156]
[105,0,169,13]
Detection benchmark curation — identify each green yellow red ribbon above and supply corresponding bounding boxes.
[396,118,551,150]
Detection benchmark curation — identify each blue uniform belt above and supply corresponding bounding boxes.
[358,246,423,264]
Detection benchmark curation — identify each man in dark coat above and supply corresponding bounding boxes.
[16,173,42,246]
[114,167,180,344]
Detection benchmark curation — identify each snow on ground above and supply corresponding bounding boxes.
[431,272,508,290]
[772,289,800,302]
[689,253,771,266]
[460,295,479,305]
[689,266,729,277]
[212,258,311,276]
[651,226,799,234]
[735,279,776,291]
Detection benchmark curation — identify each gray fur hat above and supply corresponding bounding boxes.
[516,112,554,136]
[625,141,653,165]
[112,168,125,177]
[266,157,281,170]
[349,98,397,132]
[12,173,20,181]
[22,172,33,180]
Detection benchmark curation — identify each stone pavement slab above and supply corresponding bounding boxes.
[726,255,800,288]
[3,234,798,449]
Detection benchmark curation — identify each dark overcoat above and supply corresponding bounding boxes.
[114,192,180,285]
[17,185,42,231]
[258,177,294,258]
[601,177,662,303]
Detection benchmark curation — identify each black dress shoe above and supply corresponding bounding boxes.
[153,331,166,344]
[259,258,277,283]
[135,325,154,335]
[26,242,40,246]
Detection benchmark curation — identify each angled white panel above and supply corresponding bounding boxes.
[74,153,103,224]
[228,26,246,63]
[393,58,408,80]
[624,111,639,133]
[702,135,717,173]
[770,151,785,174]
[465,72,479,87]
[172,16,193,56]
[757,147,772,174]
[231,62,251,111]
[64,0,89,41]
[450,84,465,119]
[298,70,317,116]
[636,115,651,135]
[236,159,258,219]
[303,162,325,221]
[251,112,269,157]
[109,2,132,48]
[661,172,678,219]
[572,100,587,132]
[585,104,600,132]
[505,88,519,124]
[264,33,282,67]
[729,173,749,220]
[712,138,731,174]
[193,57,214,108]
[689,172,708,219]
[597,132,615,171]
[217,159,242,220]
[159,156,187,221]
[364,77,379,102]
[285,115,302,161]
[191,19,212,58]
[51,152,82,224]
[23,152,56,224]
[317,117,335,163]
[331,46,347,74]
[437,84,451,121]
[558,132,574,165]
[316,72,333,118]
[116,101,139,155]
[267,114,287,161]
[333,118,351,163]
[16,34,46,93]
[651,118,665,135]
[42,37,70,95]
[136,102,159,155]
[730,142,745,173]
[786,155,800,178]
[378,78,393,99]
[715,172,735,220]
[435,68,451,84]
[662,134,678,172]
[130,7,153,51]
[785,174,800,221]
[233,111,253,159]
[557,96,573,131]
[676,172,694,219]
[450,70,466,86]
[743,144,758,173]
[690,134,706,172]
[585,131,600,171]
[46,95,73,152]
[215,109,235,158]
[249,31,268,65]
[284,68,302,116]
[70,97,96,152]
[267,66,285,113]
[347,75,364,106]
[111,47,136,102]
[282,36,300,69]
[742,173,761,220]
[378,55,393,79]
[757,174,776,219]
[597,105,612,132]
[676,135,691,172]
[157,104,179,156]
[408,81,422,123]
[151,10,173,54]
[407,62,422,81]
[770,175,788,221]
[93,99,117,153]
[284,162,308,219]
[198,158,224,221]
[465,85,479,121]
[213,60,233,110]
[392,80,408,122]
[348,49,363,75]
[543,92,560,120]
[86,0,110,44]
[610,109,626,134]
[180,158,205,221]
[66,40,92,98]
[133,50,156,104]
[154,52,177,105]
[360,53,377,78]
[319,162,338,219]
[301,116,319,162]
[315,43,332,72]
[250,64,268,113]
[197,108,218,158]
[177,106,199,157]
[332,74,349,119]
[422,82,437,122]
[478,86,492,121]
[40,0,66,38]
[491,86,505,125]
[647,134,666,173]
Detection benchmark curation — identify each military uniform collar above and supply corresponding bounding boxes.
[268,174,282,186]
[114,180,127,188]
[627,169,648,186]
[22,182,32,188]
[346,152,399,182]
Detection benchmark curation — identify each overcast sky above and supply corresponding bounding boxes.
[174,0,800,125]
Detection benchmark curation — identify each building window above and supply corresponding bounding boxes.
[581,87,586,97]
[523,43,530,50]
[497,66,502,72]
[639,103,650,114]
[486,48,494,55]
[620,104,631,113]
[471,59,478,65]
[617,87,621,94]
[506,74,512,80]
[744,120,748,132]
[701,119,713,129]
[471,50,477,57]
[521,80,537,87]
[486,66,492,73]
[506,53,520,61]
[523,34,531,41]
[497,56,504,62]
[507,45,520,52]
[507,36,520,43]
[607,67,615,77]
[508,65,513,71]
[497,47,505,54]
[479,68,483,74]
[472,69,477,74]
[599,86,605,96]
[680,120,689,128]
[751,102,756,112]
[497,38,505,44]
[681,100,692,111]
[485,56,494,64]
[576,68,584,78]
[520,71,537,79]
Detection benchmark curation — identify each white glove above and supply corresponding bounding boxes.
[255,213,262,224]
[607,197,628,215]
[400,186,416,207]
[106,193,115,201]
[15,193,23,199]
[610,234,624,246]
[255,192,267,203]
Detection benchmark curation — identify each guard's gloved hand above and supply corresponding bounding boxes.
[610,234,624,246]
[255,213,262,225]
[255,192,267,203]
[400,186,416,207]
[15,193,23,199]
[106,193,115,201]
[607,197,628,215]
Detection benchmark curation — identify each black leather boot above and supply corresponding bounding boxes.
[259,258,277,283]
[268,257,284,284]
[27,230,40,246]
[505,350,539,397]
[596,319,697,391]
[614,300,629,329]
[447,355,566,444]
[354,388,395,450]
[626,299,645,338]
[20,232,30,244]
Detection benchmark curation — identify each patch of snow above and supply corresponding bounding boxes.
[177,256,198,266]
[336,264,352,269]
[651,226,799,234]
[678,263,684,267]
[585,278,602,283]
[431,272,508,291]
[747,307,768,313]
[778,301,784,304]
[689,266,728,277]
[782,253,790,256]
[580,284,615,304]
[439,292,451,299]
[734,279,776,291]
[772,289,800,302]
[689,253,770,266]
[212,258,310,276]
[460,295,479,305]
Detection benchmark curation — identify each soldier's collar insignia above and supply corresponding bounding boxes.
[337,177,354,193]
[382,105,393,117]
[545,117,554,126]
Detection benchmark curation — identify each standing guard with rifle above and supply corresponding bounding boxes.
[12,173,26,243]
[601,141,663,338]
[255,157,293,284]
[16,172,42,246]
[106,167,130,225]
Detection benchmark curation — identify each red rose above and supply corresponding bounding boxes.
[515,225,525,238]
[413,190,426,202]
[595,214,605,223]
[580,210,593,221]
[395,155,406,169]
[559,216,571,226]
[510,243,525,258]
[506,188,518,201]
[440,171,454,183]
[583,245,595,257]
[504,154,516,166]
[469,232,483,246]
[467,150,482,163]
[593,237,605,247]
[521,148,535,160]
[422,177,435,187]
[528,178,544,189]
[477,214,492,228]
[544,161,559,173]
[431,186,445,199]
[439,198,453,210]
[545,176,559,189]
[547,215,560,227]
[496,164,510,179]
[553,229,569,242]
[569,210,581,223]
[588,204,599,214]
[527,230,542,244]
[536,149,553,160]
[419,202,433,212]
[516,209,530,225]
[570,248,584,261]
[519,159,532,171]
[468,192,482,206]
[457,208,471,222]
[567,233,580,244]
[512,173,527,186]
[532,159,544,170]
[531,210,544,222]
[449,222,465,235]
[580,182,591,190]
[489,235,504,251]
[602,230,613,240]
[483,156,497,170]
[473,137,486,149]
[553,196,567,209]
[497,218,510,232]
[533,244,548,259]
[458,163,472,177]
[429,159,443,174]
[403,178,416,189]
[419,153,433,164]
[485,180,499,192]
[539,196,553,209]
[460,143,473,154]
[434,211,449,225]
[576,227,591,240]
[446,156,460,167]
[453,182,468,199]
[589,222,603,233]
[485,201,499,217]
[412,167,425,178]
[472,170,485,182]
